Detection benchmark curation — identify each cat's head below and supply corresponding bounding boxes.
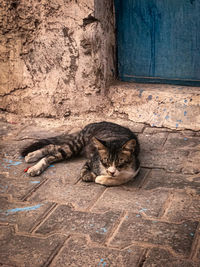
[92,137,136,177]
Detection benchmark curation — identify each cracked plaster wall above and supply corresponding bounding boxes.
[0,0,115,118]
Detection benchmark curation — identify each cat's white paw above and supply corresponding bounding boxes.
[27,158,46,176]
[27,166,42,176]
[25,151,43,163]
[95,175,109,185]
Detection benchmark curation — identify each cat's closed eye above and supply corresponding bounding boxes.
[101,157,109,166]
[117,158,130,168]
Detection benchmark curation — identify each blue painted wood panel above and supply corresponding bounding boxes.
[115,0,200,85]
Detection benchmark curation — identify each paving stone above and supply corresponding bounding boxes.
[0,173,44,200]
[0,140,30,159]
[16,126,65,140]
[164,133,200,149]
[163,192,200,222]
[0,121,20,140]
[138,132,168,151]
[36,204,120,243]
[0,155,84,200]
[0,156,29,178]
[0,225,67,267]
[123,168,150,188]
[91,187,169,218]
[140,149,189,172]
[143,248,199,267]
[38,158,85,182]
[0,196,53,232]
[143,169,200,194]
[196,239,200,262]
[51,235,144,267]
[182,150,200,174]
[29,179,105,209]
[143,127,172,134]
[112,119,145,133]
[0,264,14,267]
[110,214,198,255]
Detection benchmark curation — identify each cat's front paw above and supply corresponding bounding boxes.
[26,158,46,176]
[95,175,109,185]
[81,172,96,182]
[27,166,42,176]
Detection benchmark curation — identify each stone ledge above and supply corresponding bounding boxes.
[108,81,200,131]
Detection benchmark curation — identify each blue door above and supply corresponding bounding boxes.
[115,0,200,86]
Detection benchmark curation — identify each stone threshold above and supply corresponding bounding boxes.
[107,81,200,131]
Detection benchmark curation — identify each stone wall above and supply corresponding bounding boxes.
[0,0,115,118]
[1,0,200,131]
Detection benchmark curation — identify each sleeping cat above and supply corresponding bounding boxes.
[21,121,140,186]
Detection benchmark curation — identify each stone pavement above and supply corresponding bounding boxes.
[0,119,200,267]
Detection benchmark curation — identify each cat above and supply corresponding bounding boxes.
[21,121,140,186]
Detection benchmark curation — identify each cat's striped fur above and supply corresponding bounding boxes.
[21,121,140,186]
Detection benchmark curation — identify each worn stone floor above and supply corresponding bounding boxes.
[0,118,200,267]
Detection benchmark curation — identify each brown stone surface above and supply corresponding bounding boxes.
[0,196,53,232]
[91,187,169,217]
[164,133,200,149]
[143,169,200,194]
[36,205,120,244]
[140,149,189,172]
[0,120,199,266]
[51,236,144,267]
[29,180,105,209]
[123,167,150,188]
[0,225,67,267]
[0,172,44,200]
[138,132,168,151]
[109,214,198,255]
[163,192,200,222]
[143,248,199,267]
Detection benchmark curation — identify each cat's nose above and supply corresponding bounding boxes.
[107,166,116,176]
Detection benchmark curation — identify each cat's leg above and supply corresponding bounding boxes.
[95,175,126,186]
[25,150,44,163]
[25,144,62,163]
[80,160,96,182]
[95,175,133,186]
[27,152,63,176]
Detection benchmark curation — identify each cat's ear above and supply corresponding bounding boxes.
[92,137,107,151]
[122,139,136,153]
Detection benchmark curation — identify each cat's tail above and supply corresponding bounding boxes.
[21,138,57,157]
[20,124,95,158]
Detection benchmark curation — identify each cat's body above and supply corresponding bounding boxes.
[21,121,140,186]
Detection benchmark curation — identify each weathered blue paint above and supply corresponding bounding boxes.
[2,204,43,215]
[96,227,108,234]
[115,0,200,86]
[165,115,170,120]
[98,259,107,267]
[139,208,148,213]
[3,158,22,167]
[139,89,144,97]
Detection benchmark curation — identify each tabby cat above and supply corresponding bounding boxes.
[21,121,140,186]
